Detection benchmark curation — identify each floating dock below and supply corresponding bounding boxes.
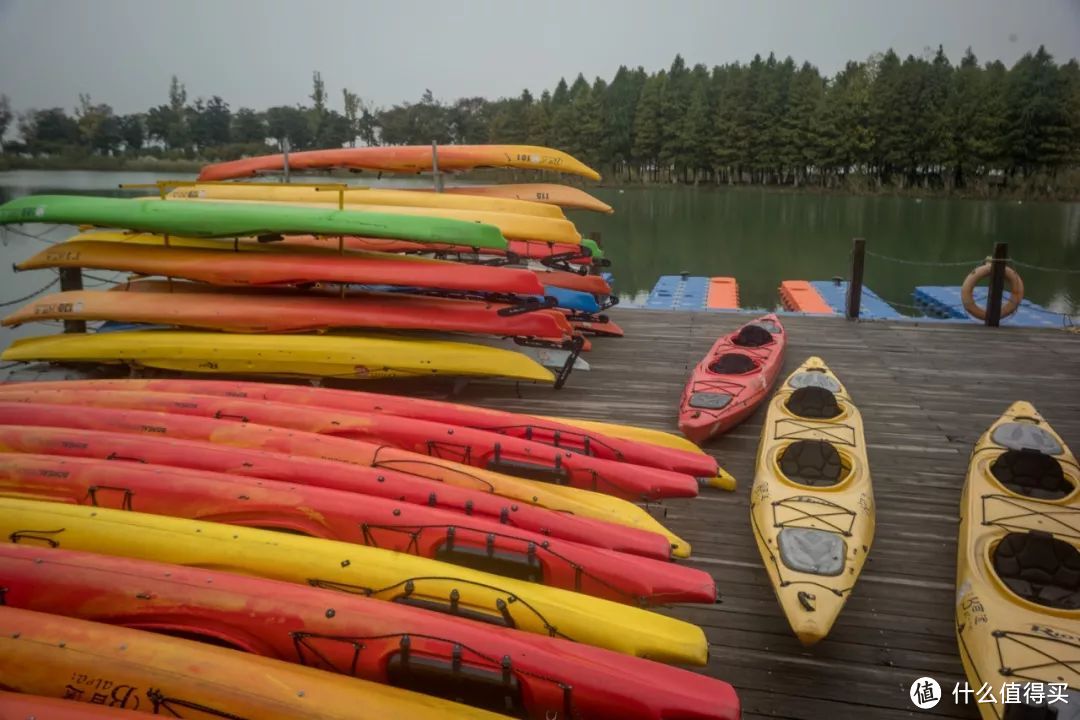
[778,280,833,315]
[913,286,1063,328]
[646,275,722,311]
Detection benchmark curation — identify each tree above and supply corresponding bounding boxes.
[232,108,266,144]
[782,62,826,185]
[342,89,361,146]
[189,95,231,150]
[265,105,312,150]
[523,92,551,146]
[632,72,663,179]
[19,108,79,154]
[118,114,145,153]
[0,95,11,152]
[1005,46,1073,176]
[604,66,646,177]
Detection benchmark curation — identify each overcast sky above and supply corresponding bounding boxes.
[2,0,1078,115]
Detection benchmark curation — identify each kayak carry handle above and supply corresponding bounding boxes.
[393,581,517,629]
[434,526,543,582]
[496,296,557,317]
[486,443,571,484]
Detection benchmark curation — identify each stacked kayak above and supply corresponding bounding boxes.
[956,402,1079,714]
[750,357,874,646]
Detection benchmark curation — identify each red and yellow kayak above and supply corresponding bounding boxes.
[0,400,690,554]
[419,183,614,213]
[0,386,699,502]
[0,453,715,605]
[0,693,134,719]
[0,423,672,559]
[0,605,506,719]
[4,283,573,340]
[198,145,601,182]
[18,240,546,296]
[679,314,787,445]
[0,544,740,719]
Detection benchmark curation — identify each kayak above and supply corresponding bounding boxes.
[0,400,689,555]
[197,144,602,182]
[0,387,698,502]
[0,498,708,664]
[0,330,555,382]
[4,284,574,340]
[541,285,600,313]
[749,356,874,645]
[0,194,506,249]
[0,423,672,559]
[289,234,602,265]
[0,545,741,719]
[19,238,547,296]
[170,182,566,218]
[956,401,1079,715]
[0,453,714,605]
[0,693,136,719]
[679,314,787,445]
[0,605,506,720]
[168,182,565,218]
[156,195,583,246]
[14,378,725,481]
[417,183,614,213]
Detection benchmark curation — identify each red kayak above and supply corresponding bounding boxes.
[281,235,596,266]
[678,314,787,444]
[4,285,573,340]
[0,401,678,555]
[14,378,718,478]
[0,453,713,605]
[18,241,546,296]
[0,424,670,560]
[0,693,134,719]
[0,545,739,720]
[0,387,698,502]
[569,316,625,337]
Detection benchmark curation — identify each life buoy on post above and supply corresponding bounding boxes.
[961,262,1024,320]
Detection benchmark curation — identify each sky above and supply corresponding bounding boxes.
[1,0,1078,115]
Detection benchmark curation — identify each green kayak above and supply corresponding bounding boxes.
[0,195,508,249]
[581,238,604,260]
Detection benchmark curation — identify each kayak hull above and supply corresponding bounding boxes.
[0,452,715,605]
[0,605,504,719]
[0,498,709,664]
[0,545,740,720]
[956,402,1080,717]
[5,285,573,340]
[679,314,787,444]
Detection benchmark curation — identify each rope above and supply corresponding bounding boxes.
[865,250,985,267]
[0,277,60,307]
[1010,259,1080,275]
[1,225,63,245]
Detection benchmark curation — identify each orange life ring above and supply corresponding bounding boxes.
[961,262,1024,320]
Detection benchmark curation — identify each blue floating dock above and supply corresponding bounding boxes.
[913,286,1064,328]
[808,281,904,320]
[645,275,709,310]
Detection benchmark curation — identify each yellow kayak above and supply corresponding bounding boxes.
[0,605,509,719]
[421,184,614,214]
[545,415,708,455]
[168,182,567,219]
[148,194,583,246]
[1,330,555,383]
[0,498,708,665]
[957,401,1079,716]
[749,356,874,645]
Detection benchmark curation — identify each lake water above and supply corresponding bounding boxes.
[1,171,1077,338]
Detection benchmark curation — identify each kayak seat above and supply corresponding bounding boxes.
[689,392,733,410]
[778,527,845,576]
[732,324,773,348]
[785,386,842,419]
[780,440,843,487]
[990,449,1074,500]
[708,353,756,375]
[992,421,1064,456]
[992,531,1080,610]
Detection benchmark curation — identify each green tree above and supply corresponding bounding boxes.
[232,108,266,144]
[1005,46,1073,176]
[342,89,361,146]
[19,108,79,154]
[265,105,312,150]
[0,95,11,152]
[118,114,145,152]
[523,91,551,146]
[603,66,646,177]
[783,62,826,185]
[632,72,664,179]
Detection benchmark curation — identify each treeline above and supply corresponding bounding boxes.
[2,46,1079,193]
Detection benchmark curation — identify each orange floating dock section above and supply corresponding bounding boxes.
[706,277,740,310]
[778,280,835,314]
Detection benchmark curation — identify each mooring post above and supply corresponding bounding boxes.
[985,242,1008,328]
[58,267,86,334]
[846,237,866,320]
[282,138,291,184]
[588,231,602,246]
[432,141,444,193]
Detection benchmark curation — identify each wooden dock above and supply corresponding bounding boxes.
[444,310,1080,720]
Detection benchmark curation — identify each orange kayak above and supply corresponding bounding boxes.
[421,184,614,213]
[0,605,505,719]
[18,241,546,296]
[4,283,573,340]
[281,234,596,266]
[199,144,601,182]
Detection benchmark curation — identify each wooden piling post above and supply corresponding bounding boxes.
[58,267,86,334]
[845,238,865,320]
[432,141,444,193]
[282,138,291,184]
[985,242,1008,328]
